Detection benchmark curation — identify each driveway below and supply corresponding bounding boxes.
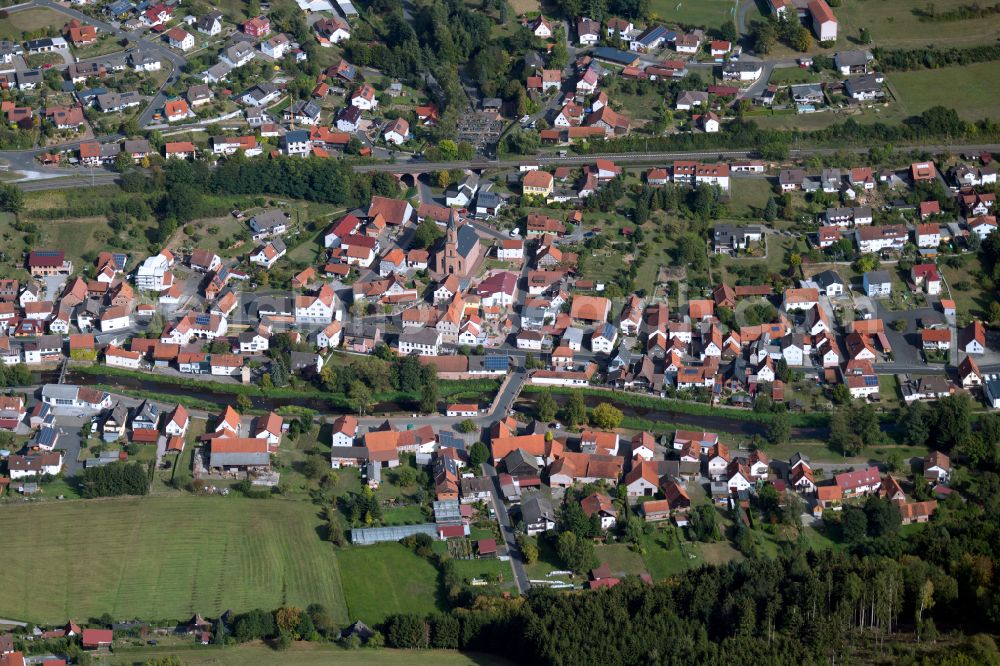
[874,301,938,368]
[53,413,88,476]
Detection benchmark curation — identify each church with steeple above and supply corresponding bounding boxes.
[435,211,482,278]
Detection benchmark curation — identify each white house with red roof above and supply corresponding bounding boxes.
[835,466,881,497]
[165,404,190,437]
[106,345,142,369]
[350,83,378,110]
[295,283,338,324]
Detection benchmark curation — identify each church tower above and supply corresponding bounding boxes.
[442,211,462,275]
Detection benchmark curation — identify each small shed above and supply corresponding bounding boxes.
[477,538,497,558]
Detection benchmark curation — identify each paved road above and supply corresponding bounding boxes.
[482,461,529,593]
[32,0,186,127]
[15,172,121,190]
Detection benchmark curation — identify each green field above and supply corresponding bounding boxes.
[649,0,735,29]
[767,68,821,85]
[890,62,1000,122]
[338,544,443,624]
[838,0,1000,47]
[0,7,66,40]
[0,497,349,625]
[109,643,512,665]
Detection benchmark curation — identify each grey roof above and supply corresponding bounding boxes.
[455,224,479,259]
[330,445,369,458]
[835,50,872,68]
[242,82,278,102]
[108,401,127,425]
[524,51,545,69]
[779,168,806,184]
[790,83,823,99]
[43,384,80,402]
[723,60,762,73]
[133,399,159,424]
[205,62,231,79]
[290,99,321,119]
[813,269,844,289]
[399,327,441,346]
[461,476,494,495]
[123,138,151,154]
[865,269,891,284]
[248,209,288,232]
[289,350,319,370]
[504,448,539,473]
[521,492,554,525]
[845,74,881,95]
[17,70,43,85]
[477,191,501,207]
[210,450,270,467]
[224,43,254,60]
[676,90,708,106]
[198,11,223,30]
[36,334,62,350]
[563,327,584,346]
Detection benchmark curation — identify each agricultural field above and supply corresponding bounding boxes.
[108,643,513,666]
[890,61,1000,122]
[337,543,444,623]
[838,0,1000,48]
[649,0,735,30]
[0,7,65,41]
[0,496,349,625]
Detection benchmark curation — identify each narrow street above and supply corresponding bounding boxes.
[482,462,530,594]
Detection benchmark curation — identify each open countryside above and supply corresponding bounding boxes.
[0,497,349,625]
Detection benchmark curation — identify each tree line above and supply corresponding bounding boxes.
[873,44,1000,71]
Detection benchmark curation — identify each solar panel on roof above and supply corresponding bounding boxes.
[484,355,509,370]
[864,376,878,386]
[195,314,210,325]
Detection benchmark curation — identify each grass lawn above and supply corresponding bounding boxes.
[639,530,691,578]
[595,542,649,577]
[0,496,349,625]
[838,0,1000,48]
[109,642,512,665]
[693,539,744,566]
[382,504,430,525]
[509,0,540,15]
[891,62,1000,123]
[727,178,773,218]
[768,68,821,85]
[71,36,128,60]
[0,7,66,40]
[649,0,735,29]
[801,523,843,551]
[338,544,444,623]
[447,556,517,591]
[879,374,902,409]
[939,259,989,321]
